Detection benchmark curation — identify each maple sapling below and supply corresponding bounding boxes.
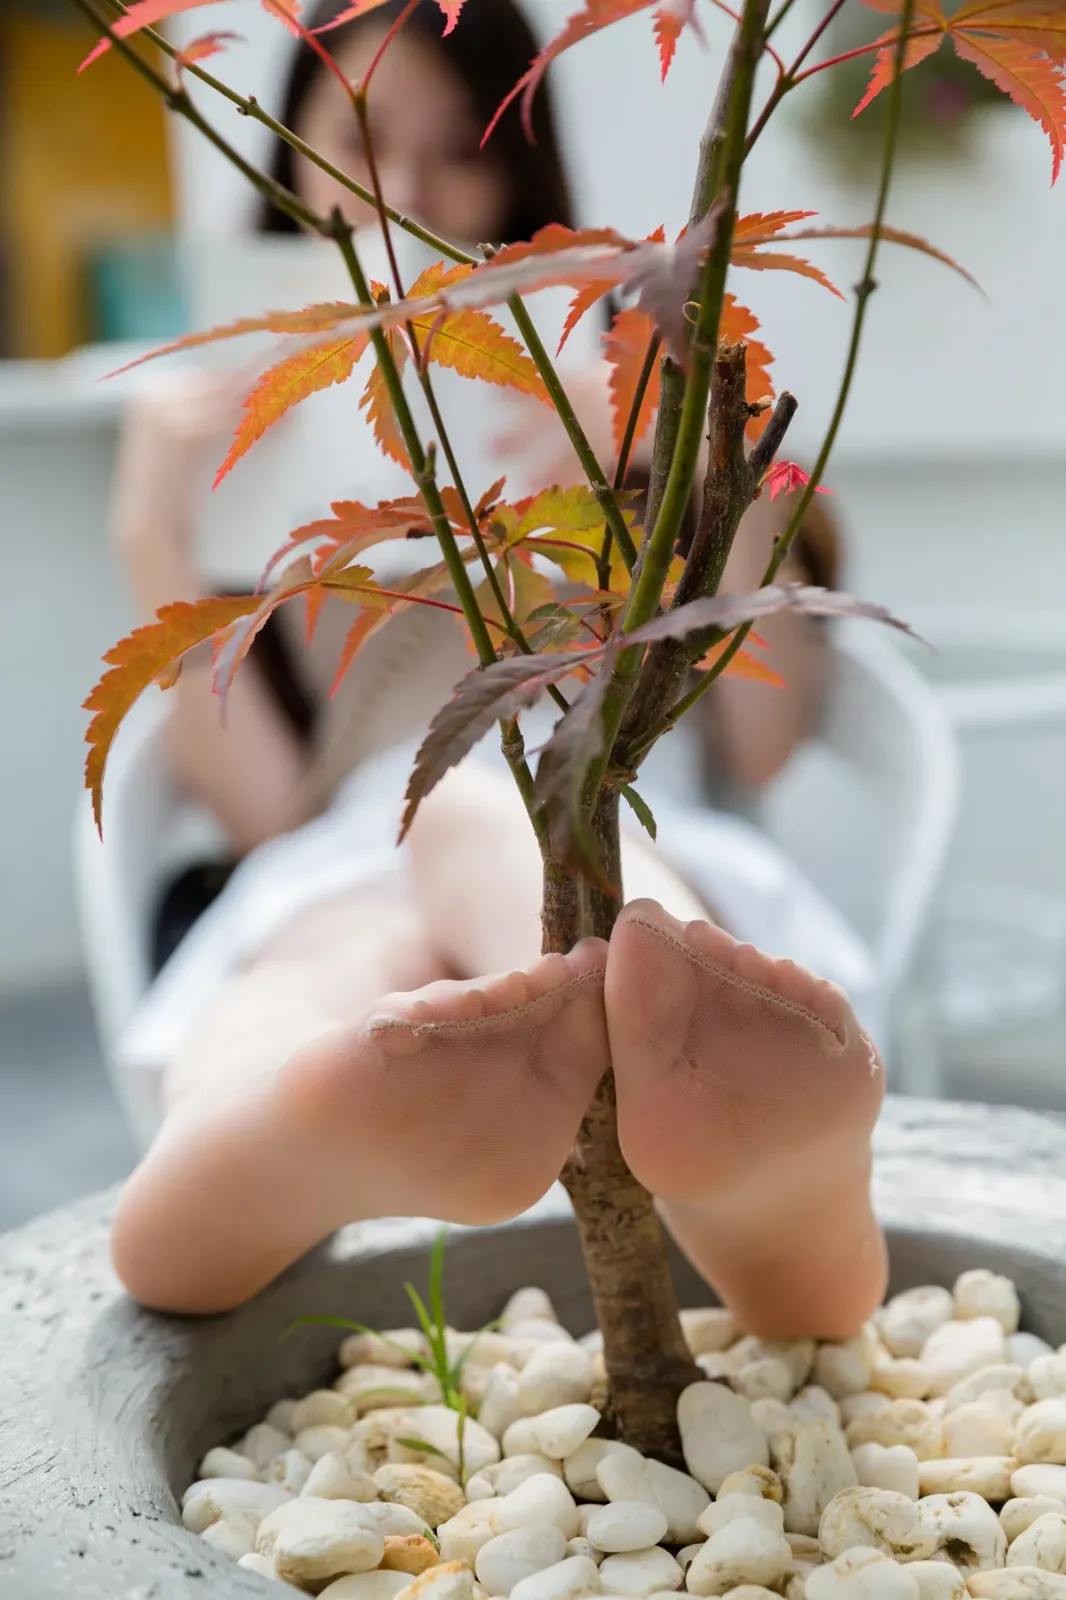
[79,0,1064,1458]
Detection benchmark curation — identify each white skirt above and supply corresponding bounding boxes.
[118,718,882,1121]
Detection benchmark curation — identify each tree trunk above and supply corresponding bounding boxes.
[544,790,700,1461]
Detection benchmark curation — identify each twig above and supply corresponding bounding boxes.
[635,0,920,751]
[595,329,661,592]
[578,0,772,819]
[746,0,850,153]
[503,292,639,575]
[352,92,568,708]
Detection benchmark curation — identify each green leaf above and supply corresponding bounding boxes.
[281,1315,434,1374]
[618,781,658,840]
[341,1387,432,1407]
[394,1437,455,1464]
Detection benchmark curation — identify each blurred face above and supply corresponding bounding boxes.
[294,25,510,244]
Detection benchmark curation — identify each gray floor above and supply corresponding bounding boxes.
[0,981,137,1233]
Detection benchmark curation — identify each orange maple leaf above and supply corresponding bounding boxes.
[214,331,371,487]
[604,307,662,459]
[855,0,1066,182]
[361,358,410,469]
[176,29,242,67]
[313,0,465,37]
[484,0,701,142]
[83,595,260,829]
[105,302,364,377]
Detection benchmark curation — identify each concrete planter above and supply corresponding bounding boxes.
[4,1098,1066,1598]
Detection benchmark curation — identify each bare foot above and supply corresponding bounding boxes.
[112,941,609,1314]
[606,900,887,1340]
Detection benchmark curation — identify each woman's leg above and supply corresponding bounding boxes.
[112,883,610,1313]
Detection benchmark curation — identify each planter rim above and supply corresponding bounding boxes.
[4,1096,1066,1599]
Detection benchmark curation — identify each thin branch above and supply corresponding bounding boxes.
[747,0,851,152]
[595,328,661,593]
[579,0,772,820]
[638,0,920,752]
[74,0,326,235]
[352,93,565,705]
[765,0,802,39]
[504,292,639,574]
[359,0,419,93]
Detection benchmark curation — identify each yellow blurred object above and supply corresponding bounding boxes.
[0,8,174,358]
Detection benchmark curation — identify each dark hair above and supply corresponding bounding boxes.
[260,0,575,243]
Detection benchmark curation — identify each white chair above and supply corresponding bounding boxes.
[74,627,960,1141]
[759,625,960,1087]
[73,687,227,1148]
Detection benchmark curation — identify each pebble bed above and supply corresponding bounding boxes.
[182,1272,1066,1598]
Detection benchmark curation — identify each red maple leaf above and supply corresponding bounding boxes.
[763,461,833,501]
[855,0,1066,183]
[484,0,702,143]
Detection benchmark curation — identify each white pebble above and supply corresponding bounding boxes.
[298,1425,354,1463]
[502,1287,559,1326]
[568,1440,636,1502]
[680,1308,738,1357]
[850,1444,920,1501]
[816,1336,878,1400]
[508,1320,577,1346]
[505,1406,600,1461]
[585,1503,667,1554]
[320,1575,417,1600]
[339,1329,428,1369]
[1032,1359,1066,1402]
[181,1478,291,1534]
[913,1491,1006,1572]
[201,1511,258,1560]
[491,1456,566,1495]
[1012,1335,1056,1368]
[778,1418,858,1536]
[1003,1499,1066,1542]
[491,1474,579,1537]
[256,1497,385,1585]
[920,1319,1007,1397]
[870,1362,934,1402]
[846,1400,943,1460]
[593,1449,708,1543]
[677,1383,769,1493]
[517,1344,595,1415]
[267,1398,300,1433]
[238,1552,283,1581]
[903,1564,965,1600]
[792,1387,843,1426]
[476,1528,568,1596]
[568,1538,601,1564]
[481,1366,525,1441]
[698,1495,784,1538]
[917,1457,1014,1499]
[717,1467,783,1503]
[943,1365,1027,1412]
[1014,1466,1066,1507]
[302,1451,378,1501]
[1018,1401,1066,1466]
[1009,1512,1066,1573]
[749,1398,793,1443]
[805,1547,919,1599]
[198,1447,259,1482]
[685,1517,791,1597]
[595,1547,682,1597]
[953,1269,1021,1335]
[466,1475,496,1501]
[363,1502,433,1539]
[510,1556,602,1600]
[840,1395,892,1428]
[942,1400,1017,1457]
[879,1288,955,1360]
[817,1487,928,1562]
[394,1406,500,1477]
[292,1389,355,1432]
[437,1504,498,1565]
[395,1559,475,1600]
[238,1422,294,1469]
[967,1574,1066,1598]
[734,1359,794,1405]
[267,1448,314,1495]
